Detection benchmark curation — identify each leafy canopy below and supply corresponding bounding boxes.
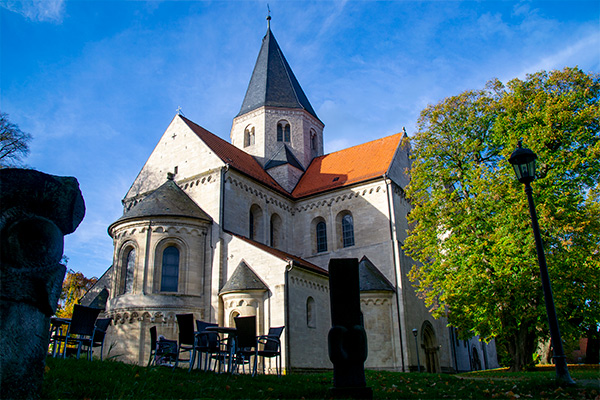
[404,67,599,368]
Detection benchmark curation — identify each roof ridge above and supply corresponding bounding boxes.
[178,115,290,195]
[319,131,404,159]
[226,230,328,275]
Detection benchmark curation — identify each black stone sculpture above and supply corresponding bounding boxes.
[328,258,372,399]
[0,168,85,399]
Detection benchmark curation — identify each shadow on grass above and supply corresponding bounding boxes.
[42,357,598,399]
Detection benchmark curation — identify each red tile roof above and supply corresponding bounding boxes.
[180,115,402,200]
[291,132,404,198]
[179,115,288,194]
[229,231,328,276]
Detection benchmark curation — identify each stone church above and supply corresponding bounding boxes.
[83,22,498,373]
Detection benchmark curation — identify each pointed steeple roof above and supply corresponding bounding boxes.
[112,177,212,226]
[237,27,319,121]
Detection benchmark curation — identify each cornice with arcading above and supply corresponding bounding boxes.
[107,307,204,325]
[113,222,208,240]
[178,169,220,192]
[360,297,392,306]
[223,298,260,309]
[294,183,386,213]
[289,275,328,293]
[225,175,293,213]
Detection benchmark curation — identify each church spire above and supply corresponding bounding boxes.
[236,24,319,121]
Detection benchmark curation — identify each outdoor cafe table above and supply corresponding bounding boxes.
[49,317,71,357]
[204,326,237,373]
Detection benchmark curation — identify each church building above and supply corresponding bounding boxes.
[83,21,498,373]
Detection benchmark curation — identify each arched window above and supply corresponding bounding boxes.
[277,120,290,142]
[160,246,179,292]
[341,213,355,248]
[316,221,327,253]
[244,125,255,147]
[123,248,135,294]
[306,297,316,328]
[270,213,282,248]
[249,204,263,241]
[310,129,317,150]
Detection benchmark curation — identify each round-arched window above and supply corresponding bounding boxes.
[160,246,180,292]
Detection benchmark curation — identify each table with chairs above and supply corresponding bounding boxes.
[152,313,284,375]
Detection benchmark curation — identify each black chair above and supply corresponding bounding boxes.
[254,326,285,376]
[148,326,158,367]
[155,337,178,367]
[174,314,195,369]
[233,316,257,374]
[91,318,112,360]
[62,304,102,359]
[48,318,70,357]
[190,320,219,372]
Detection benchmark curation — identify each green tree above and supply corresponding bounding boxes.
[0,112,32,168]
[56,268,98,318]
[404,67,600,371]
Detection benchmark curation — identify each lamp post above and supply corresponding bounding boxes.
[508,141,575,385]
[412,329,421,372]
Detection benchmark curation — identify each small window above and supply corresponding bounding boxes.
[310,129,317,150]
[160,246,179,292]
[316,221,327,253]
[307,297,316,328]
[342,214,355,248]
[244,126,255,147]
[277,120,290,142]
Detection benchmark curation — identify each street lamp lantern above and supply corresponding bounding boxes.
[412,329,421,373]
[508,139,537,183]
[508,141,575,386]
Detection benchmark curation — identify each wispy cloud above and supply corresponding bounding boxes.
[2,0,65,23]
[515,31,600,79]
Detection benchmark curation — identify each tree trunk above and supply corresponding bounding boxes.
[502,324,537,372]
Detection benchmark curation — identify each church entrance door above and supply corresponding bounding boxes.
[421,322,440,373]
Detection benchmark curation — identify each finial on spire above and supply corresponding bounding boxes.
[176,106,185,116]
[266,4,271,29]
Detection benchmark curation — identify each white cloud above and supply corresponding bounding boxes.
[2,0,65,23]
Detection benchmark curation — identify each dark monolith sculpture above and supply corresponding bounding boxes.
[328,258,372,399]
[0,168,85,399]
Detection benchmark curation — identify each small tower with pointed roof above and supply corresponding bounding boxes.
[230,17,324,192]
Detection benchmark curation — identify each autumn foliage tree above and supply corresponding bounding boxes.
[404,67,599,371]
[56,269,98,318]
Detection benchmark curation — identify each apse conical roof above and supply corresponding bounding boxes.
[359,256,395,292]
[237,28,319,121]
[113,178,212,225]
[220,261,268,294]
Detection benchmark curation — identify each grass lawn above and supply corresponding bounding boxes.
[42,357,598,399]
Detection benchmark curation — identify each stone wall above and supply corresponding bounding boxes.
[287,267,331,371]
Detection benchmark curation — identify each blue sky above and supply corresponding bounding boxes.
[2,0,599,279]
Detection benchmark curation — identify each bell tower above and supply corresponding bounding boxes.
[230,18,324,192]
